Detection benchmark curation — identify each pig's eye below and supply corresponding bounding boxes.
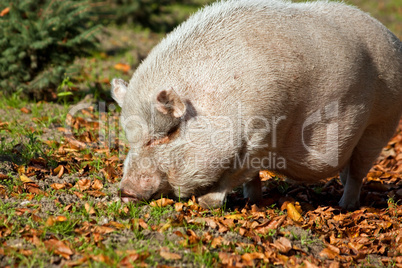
[146,125,180,147]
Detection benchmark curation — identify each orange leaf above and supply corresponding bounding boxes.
[91,179,103,190]
[150,198,174,207]
[76,179,91,191]
[242,252,265,262]
[175,202,184,212]
[286,202,302,222]
[46,216,55,227]
[94,225,115,234]
[56,216,67,222]
[50,183,66,190]
[0,7,10,17]
[20,107,31,114]
[114,63,130,73]
[53,165,65,178]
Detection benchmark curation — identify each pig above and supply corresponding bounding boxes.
[112,0,402,210]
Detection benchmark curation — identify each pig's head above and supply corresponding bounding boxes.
[111,78,193,203]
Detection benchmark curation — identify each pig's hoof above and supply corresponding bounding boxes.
[198,192,226,209]
[338,196,360,211]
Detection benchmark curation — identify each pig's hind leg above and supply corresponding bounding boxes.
[339,125,396,210]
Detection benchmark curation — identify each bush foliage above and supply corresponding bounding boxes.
[0,0,101,97]
[98,0,204,32]
[0,0,208,98]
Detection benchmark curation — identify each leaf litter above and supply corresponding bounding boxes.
[0,100,401,267]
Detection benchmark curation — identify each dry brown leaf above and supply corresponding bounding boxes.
[211,237,224,248]
[76,179,91,191]
[87,190,106,197]
[84,203,96,215]
[91,254,112,265]
[44,239,73,259]
[273,237,292,254]
[242,252,265,262]
[46,216,55,227]
[53,165,65,178]
[65,135,87,149]
[175,202,184,212]
[50,183,67,190]
[65,257,88,267]
[159,247,181,260]
[218,252,241,266]
[20,107,31,114]
[73,191,84,199]
[319,247,339,259]
[303,260,320,268]
[150,198,174,207]
[93,225,115,234]
[0,173,10,180]
[120,253,139,266]
[91,179,103,190]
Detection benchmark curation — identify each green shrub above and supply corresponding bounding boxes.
[94,0,209,32]
[0,0,101,97]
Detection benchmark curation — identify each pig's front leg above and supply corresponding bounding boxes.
[198,170,261,209]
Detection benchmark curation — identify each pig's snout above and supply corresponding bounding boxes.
[118,189,139,203]
[118,170,164,203]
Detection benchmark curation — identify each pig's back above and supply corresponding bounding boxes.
[137,0,402,110]
[131,0,402,178]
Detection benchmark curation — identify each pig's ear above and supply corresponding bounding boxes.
[155,88,186,118]
[111,78,128,107]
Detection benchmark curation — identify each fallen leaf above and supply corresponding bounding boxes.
[159,247,181,260]
[114,63,130,73]
[0,7,10,17]
[76,179,91,191]
[84,203,96,215]
[87,190,106,197]
[273,237,292,254]
[91,179,103,190]
[19,174,33,183]
[225,214,244,220]
[242,252,265,262]
[50,183,67,190]
[287,202,302,222]
[20,107,31,114]
[150,198,174,207]
[44,239,73,259]
[120,253,139,266]
[0,173,10,180]
[319,247,339,259]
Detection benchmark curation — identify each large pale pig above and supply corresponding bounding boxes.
[112,0,402,210]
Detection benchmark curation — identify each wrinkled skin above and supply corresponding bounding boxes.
[112,0,402,210]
